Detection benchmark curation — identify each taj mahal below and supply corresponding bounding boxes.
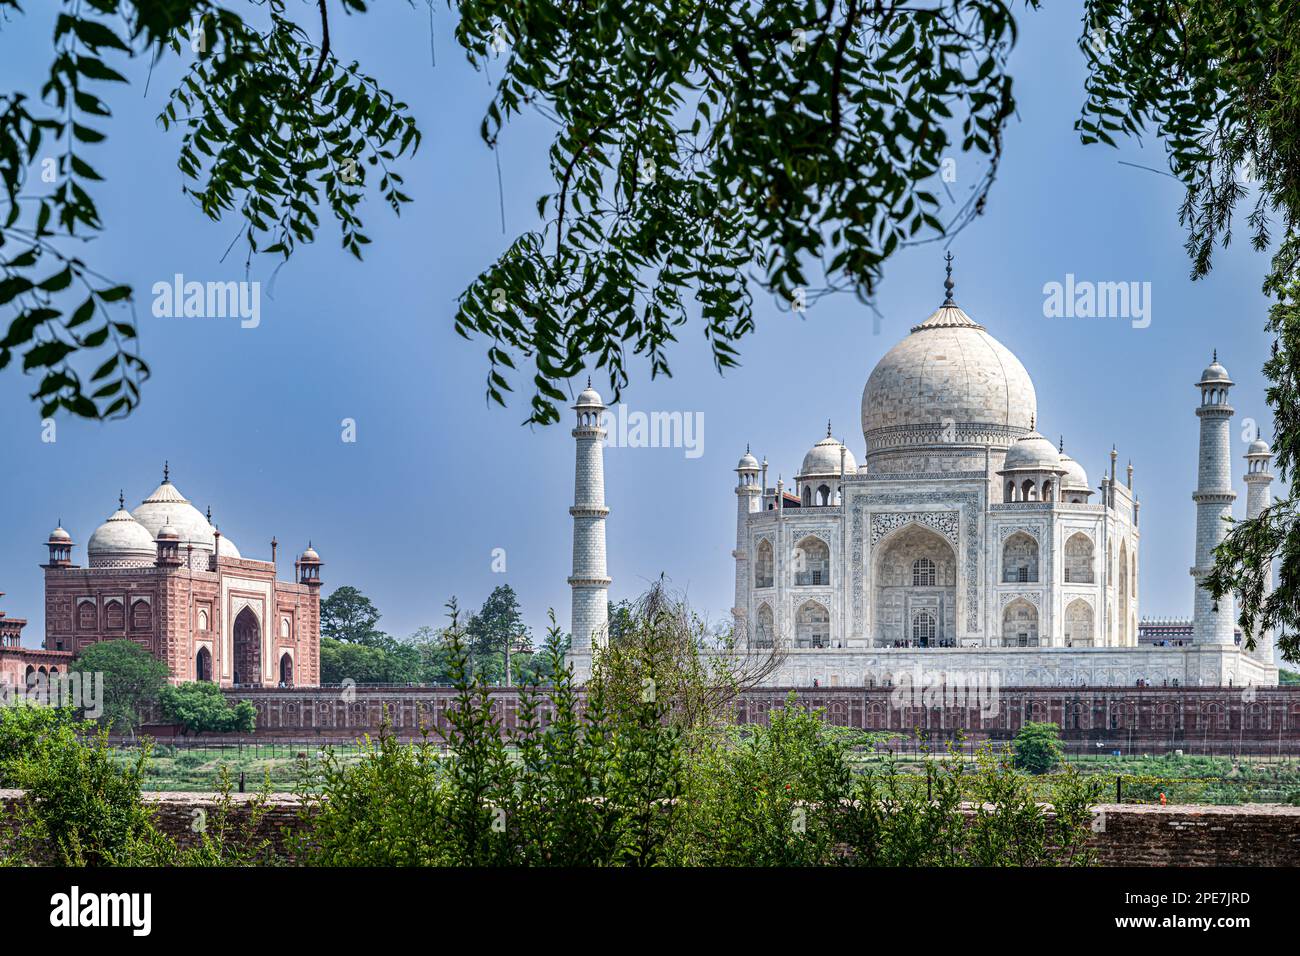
[566,259,1281,689]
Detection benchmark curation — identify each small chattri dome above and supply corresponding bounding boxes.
[157,522,181,540]
[1002,428,1063,472]
[574,377,604,408]
[737,449,759,471]
[301,545,321,563]
[1247,438,1271,457]
[798,425,857,477]
[48,525,71,543]
[1199,352,1232,384]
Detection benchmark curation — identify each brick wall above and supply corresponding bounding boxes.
[192,685,1300,753]
[3,790,1297,866]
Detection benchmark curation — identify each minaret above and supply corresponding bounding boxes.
[733,447,761,644]
[1191,352,1237,646]
[1243,437,1276,664]
[568,378,611,678]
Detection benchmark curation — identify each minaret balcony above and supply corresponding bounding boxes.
[567,575,612,587]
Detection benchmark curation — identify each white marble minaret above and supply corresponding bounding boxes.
[568,379,610,678]
[1191,352,1237,646]
[1243,437,1276,664]
[732,447,761,644]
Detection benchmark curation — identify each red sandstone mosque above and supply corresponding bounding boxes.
[0,465,322,689]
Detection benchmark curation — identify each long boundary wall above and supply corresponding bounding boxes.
[158,685,1300,753]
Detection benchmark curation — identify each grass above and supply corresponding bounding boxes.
[839,737,1300,805]
[119,742,372,792]
[113,731,1300,805]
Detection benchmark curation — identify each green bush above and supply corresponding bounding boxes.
[5,719,172,865]
[173,751,208,770]
[1012,722,1063,775]
[0,705,81,787]
[159,682,256,735]
[295,606,683,865]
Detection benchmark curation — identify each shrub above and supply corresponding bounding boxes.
[5,720,172,865]
[159,682,257,735]
[0,705,81,787]
[295,605,684,866]
[1012,721,1064,775]
[294,596,1100,868]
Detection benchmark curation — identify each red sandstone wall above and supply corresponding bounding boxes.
[203,686,1300,751]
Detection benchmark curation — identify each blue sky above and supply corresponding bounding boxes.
[0,2,1284,645]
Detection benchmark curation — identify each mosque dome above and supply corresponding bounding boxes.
[88,507,156,567]
[1058,451,1090,490]
[213,532,241,559]
[798,426,858,477]
[861,271,1036,457]
[131,467,237,557]
[1002,428,1062,473]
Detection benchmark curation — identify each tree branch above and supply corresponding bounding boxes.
[305,0,331,94]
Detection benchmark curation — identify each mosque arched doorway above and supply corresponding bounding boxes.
[753,603,775,649]
[872,523,957,647]
[279,653,294,687]
[793,535,831,586]
[195,646,212,682]
[1064,599,1094,648]
[1001,599,1039,647]
[233,607,261,686]
[795,601,830,648]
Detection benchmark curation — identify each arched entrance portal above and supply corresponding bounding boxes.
[195,646,212,682]
[872,523,957,647]
[232,607,261,686]
[279,653,293,687]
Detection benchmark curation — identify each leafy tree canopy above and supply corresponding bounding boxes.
[158,680,256,734]
[70,638,169,735]
[321,584,384,646]
[0,0,417,419]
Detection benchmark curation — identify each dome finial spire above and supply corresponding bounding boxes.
[1030,413,1035,431]
[1059,435,1064,453]
[826,419,832,438]
[163,460,170,483]
[118,489,124,509]
[943,251,955,305]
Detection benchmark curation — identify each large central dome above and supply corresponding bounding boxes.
[861,298,1036,465]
